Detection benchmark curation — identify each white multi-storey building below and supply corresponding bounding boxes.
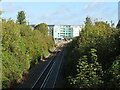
[72,25,81,37]
[48,25,83,42]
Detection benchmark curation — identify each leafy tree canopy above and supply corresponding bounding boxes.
[34,23,48,36]
[17,11,26,24]
[0,10,3,15]
[85,17,92,26]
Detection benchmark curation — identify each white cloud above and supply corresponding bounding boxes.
[39,5,71,22]
[84,2,103,12]
[38,5,85,25]
[40,13,51,20]
[54,5,70,15]
[2,3,21,12]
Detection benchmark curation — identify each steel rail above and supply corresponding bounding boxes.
[40,60,56,89]
[52,47,65,88]
[31,47,61,89]
[41,49,63,88]
[31,47,59,89]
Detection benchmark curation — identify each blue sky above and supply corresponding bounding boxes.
[1,2,118,26]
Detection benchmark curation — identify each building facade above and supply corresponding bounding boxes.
[48,25,82,42]
[48,25,54,36]
[53,25,73,39]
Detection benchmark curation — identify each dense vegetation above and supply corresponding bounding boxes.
[64,17,120,88]
[1,11,55,88]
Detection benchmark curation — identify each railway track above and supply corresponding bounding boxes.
[31,45,65,89]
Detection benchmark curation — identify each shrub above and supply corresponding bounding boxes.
[67,49,103,88]
[2,19,55,88]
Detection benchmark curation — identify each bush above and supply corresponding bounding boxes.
[64,18,120,88]
[67,49,103,88]
[104,55,120,88]
[2,19,55,88]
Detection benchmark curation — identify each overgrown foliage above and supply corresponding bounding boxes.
[2,18,54,88]
[64,17,120,88]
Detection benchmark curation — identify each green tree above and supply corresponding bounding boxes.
[68,49,103,88]
[84,17,92,38]
[85,17,92,27]
[2,18,54,88]
[17,11,26,24]
[34,23,48,36]
[0,10,3,15]
[104,55,120,88]
[64,17,120,88]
